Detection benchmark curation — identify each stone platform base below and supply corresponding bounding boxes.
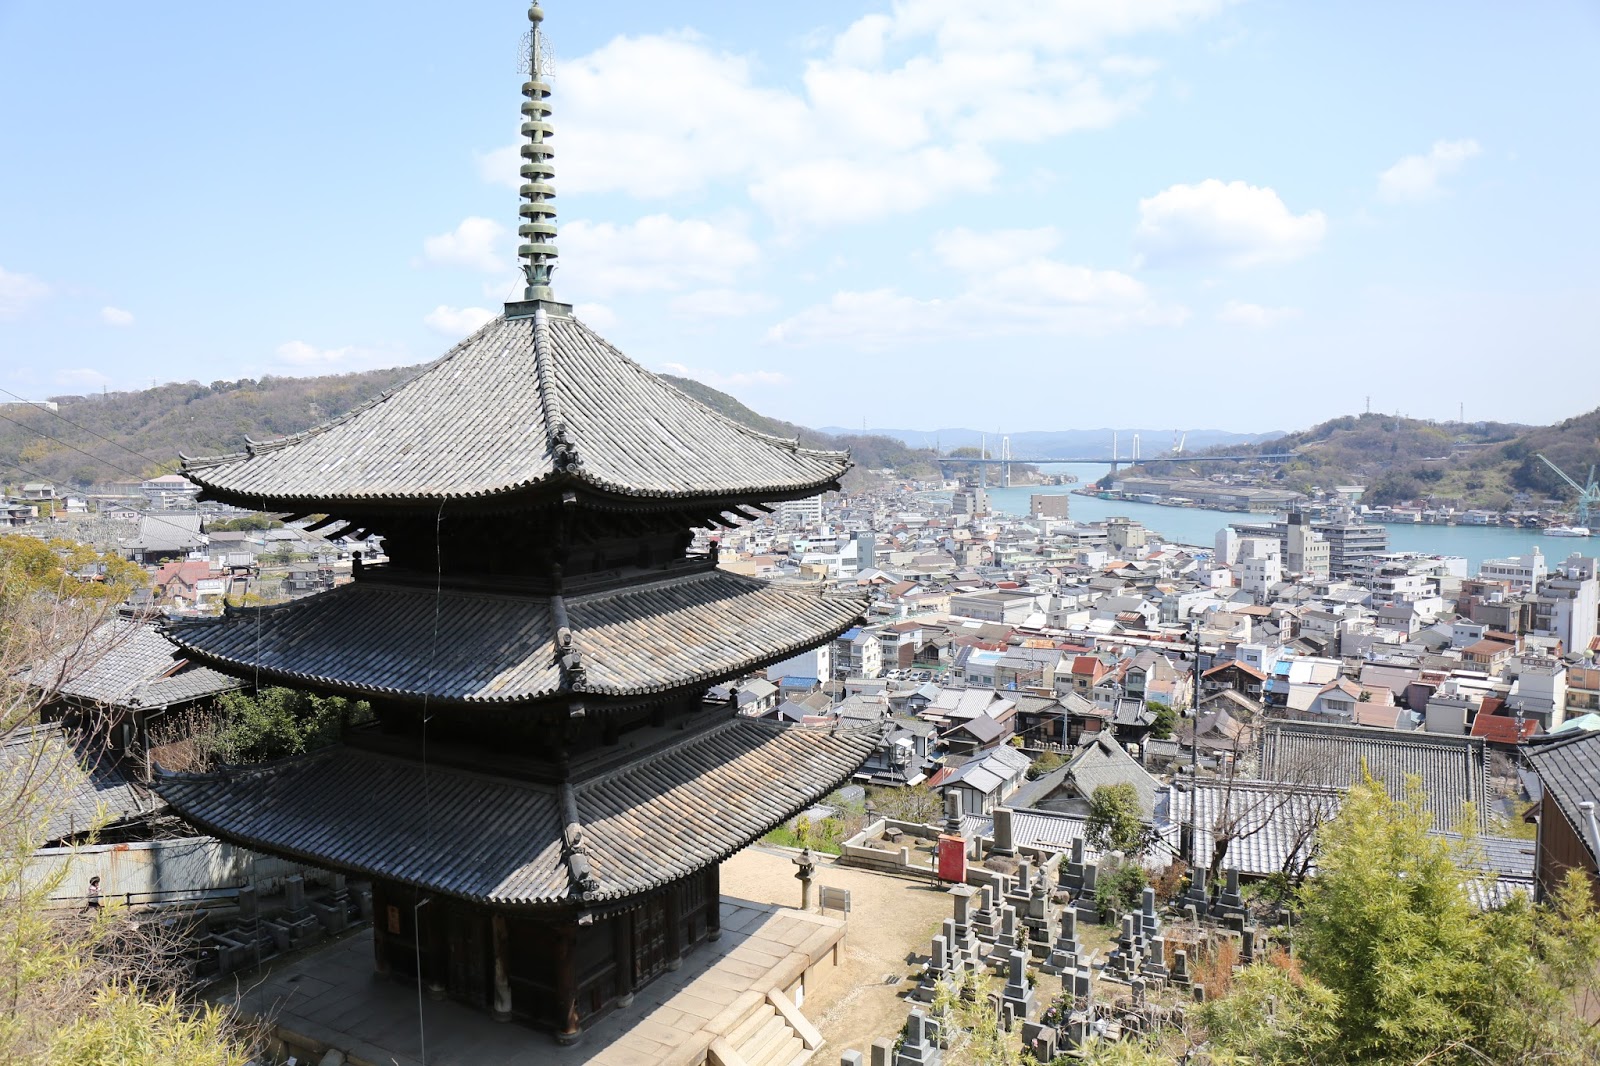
[214,897,842,1066]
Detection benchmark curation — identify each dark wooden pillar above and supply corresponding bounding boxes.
[491,913,513,1021]
[612,910,636,1007]
[554,924,581,1045]
[666,887,684,971]
[706,865,722,941]
[371,882,391,976]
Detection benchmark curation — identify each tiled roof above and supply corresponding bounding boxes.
[182,313,848,507]
[961,807,1101,861]
[36,617,241,710]
[1164,783,1534,904]
[128,512,203,552]
[1166,780,1341,877]
[1257,719,1489,831]
[1526,730,1600,864]
[2,723,155,843]
[169,569,866,704]
[155,717,877,906]
[1063,734,1159,818]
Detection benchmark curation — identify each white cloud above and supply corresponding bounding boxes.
[574,303,617,330]
[1215,299,1300,327]
[560,215,760,297]
[478,1,1227,229]
[1377,139,1482,203]
[659,362,789,389]
[0,266,50,320]
[273,341,399,373]
[99,306,134,327]
[749,145,999,231]
[423,305,495,337]
[769,228,1185,349]
[670,289,778,319]
[1135,179,1326,269]
[422,216,508,273]
[931,226,1061,272]
[54,368,111,388]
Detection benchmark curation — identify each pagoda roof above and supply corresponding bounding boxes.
[181,311,848,509]
[166,568,866,705]
[154,716,878,907]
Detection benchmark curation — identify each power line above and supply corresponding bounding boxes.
[0,386,169,468]
[0,407,162,485]
[0,457,257,549]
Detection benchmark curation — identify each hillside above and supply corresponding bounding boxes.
[0,363,940,493]
[0,369,420,488]
[1113,410,1600,511]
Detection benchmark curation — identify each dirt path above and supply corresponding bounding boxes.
[721,846,953,1057]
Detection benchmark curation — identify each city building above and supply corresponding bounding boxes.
[1479,547,1548,593]
[1030,494,1069,519]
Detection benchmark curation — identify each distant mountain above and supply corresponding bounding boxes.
[0,366,944,493]
[1112,409,1600,511]
[817,427,1283,459]
[1,368,419,487]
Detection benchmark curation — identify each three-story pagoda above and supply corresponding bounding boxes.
[155,3,876,1041]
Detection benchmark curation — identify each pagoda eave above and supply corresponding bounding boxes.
[187,476,843,520]
[154,717,880,910]
[165,570,867,710]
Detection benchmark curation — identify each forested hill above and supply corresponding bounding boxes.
[0,364,940,491]
[0,370,420,488]
[1116,409,1600,510]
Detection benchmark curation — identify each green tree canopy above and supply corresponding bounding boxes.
[1085,782,1155,856]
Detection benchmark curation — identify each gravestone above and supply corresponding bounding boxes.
[971,883,999,942]
[1074,862,1101,924]
[1059,836,1086,892]
[1002,948,1036,1022]
[1023,872,1053,960]
[944,791,964,837]
[895,1008,943,1066]
[1141,934,1170,980]
[1138,886,1162,947]
[1171,949,1191,989]
[997,906,1018,954]
[949,885,976,950]
[1042,907,1083,975]
[1215,866,1246,919]
[1106,913,1141,980]
[1021,1021,1057,1062]
[916,934,949,1002]
[841,1053,864,1066]
[992,806,1015,856]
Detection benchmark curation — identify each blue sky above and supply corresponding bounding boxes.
[2,1,1596,433]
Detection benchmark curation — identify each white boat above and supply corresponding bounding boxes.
[1545,525,1592,537]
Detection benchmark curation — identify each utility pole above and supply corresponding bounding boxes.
[1182,623,1202,866]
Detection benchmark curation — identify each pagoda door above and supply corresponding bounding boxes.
[445,903,490,1007]
[633,896,670,982]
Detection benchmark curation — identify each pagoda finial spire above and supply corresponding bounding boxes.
[517,3,558,303]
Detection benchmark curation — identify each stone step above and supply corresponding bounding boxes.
[782,1047,814,1066]
[746,1024,803,1066]
[742,1005,800,1062]
[725,1002,778,1051]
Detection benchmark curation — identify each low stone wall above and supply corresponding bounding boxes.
[30,835,330,910]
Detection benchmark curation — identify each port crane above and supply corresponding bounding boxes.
[1536,453,1600,526]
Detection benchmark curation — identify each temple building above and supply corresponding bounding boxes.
[154,3,876,1042]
